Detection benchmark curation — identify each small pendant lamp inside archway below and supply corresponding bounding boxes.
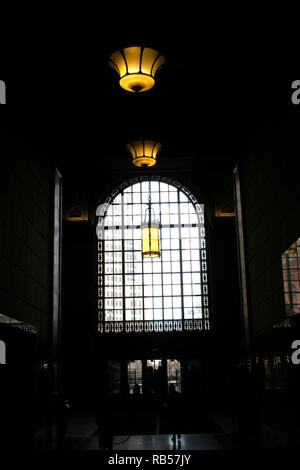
[141,182,160,258]
[126,140,162,168]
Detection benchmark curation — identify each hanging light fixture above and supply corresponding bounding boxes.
[141,182,160,258]
[108,46,165,92]
[284,242,297,255]
[126,140,161,168]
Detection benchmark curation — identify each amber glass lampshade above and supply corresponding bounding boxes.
[141,207,160,258]
[142,223,160,258]
[126,140,161,168]
[284,242,297,255]
[108,46,165,92]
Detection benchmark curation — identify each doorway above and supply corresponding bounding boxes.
[126,358,182,396]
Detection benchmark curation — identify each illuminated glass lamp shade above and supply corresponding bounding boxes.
[108,46,165,92]
[142,213,160,258]
[284,242,297,255]
[127,140,162,168]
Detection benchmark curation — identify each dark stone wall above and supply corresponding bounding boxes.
[0,111,53,430]
[240,104,300,336]
[61,221,96,407]
[0,113,52,356]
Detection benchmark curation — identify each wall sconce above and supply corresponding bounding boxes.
[109,46,165,92]
[284,242,297,255]
[126,140,161,168]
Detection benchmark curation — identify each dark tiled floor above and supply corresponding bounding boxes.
[34,407,239,451]
[80,432,239,450]
[34,407,300,451]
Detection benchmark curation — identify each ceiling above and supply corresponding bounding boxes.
[1,7,299,172]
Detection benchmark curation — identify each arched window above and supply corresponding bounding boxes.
[96,177,210,333]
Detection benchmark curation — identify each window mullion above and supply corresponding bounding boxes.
[159,181,164,326]
[140,184,145,331]
[177,189,184,328]
[121,191,126,332]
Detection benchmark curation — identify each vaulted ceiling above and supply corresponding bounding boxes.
[2,7,298,176]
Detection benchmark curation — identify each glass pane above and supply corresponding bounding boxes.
[134,285,142,296]
[169,192,178,202]
[154,310,163,320]
[163,273,172,284]
[128,360,143,395]
[162,261,171,272]
[153,274,162,284]
[163,285,172,296]
[144,274,152,285]
[144,297,153,309]
[194,308,202,319]
[114,275,122,285]
[170,251,180,261]
[125,275,133,285]
[125,286,134,296]
[173,309,181,319]
[173,297,182,308]
[105,275,113,285]
[193,284,201,295]
[183,284,192,296]
[182,261,191,272]
[184,296,193,307]
[172,261,180,272]
[164,309,173,320]
[153,284,162,296]
[160,192,169,203]
[144,285,153,296]
[182,250,190,261]
[184,307,193,319]
[174,285,182,296]
[145,309,153,320]
[161,238,171,250]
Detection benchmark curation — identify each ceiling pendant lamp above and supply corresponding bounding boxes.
[284,242,297,255]
[126,140,161,168]
[141,182,160,258]
[108,46,165,92]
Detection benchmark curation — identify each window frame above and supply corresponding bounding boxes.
[96,176,211,334]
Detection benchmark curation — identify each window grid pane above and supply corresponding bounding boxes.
[97,179,210,333]
[281,237,300,316]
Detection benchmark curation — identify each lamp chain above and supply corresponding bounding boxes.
[148,180,151,224]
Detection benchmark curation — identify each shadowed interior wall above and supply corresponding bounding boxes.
[0,113,53,429]
[239,104,300,336]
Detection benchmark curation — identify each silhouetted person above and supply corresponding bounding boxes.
[97,395,114,450]
[17,388,36,450]
[153,366,165,403]
[166,384,181,446]
[133,383,141,395]
[231,362,262,449]
[56,396,70,444]
[144,366,154,396]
